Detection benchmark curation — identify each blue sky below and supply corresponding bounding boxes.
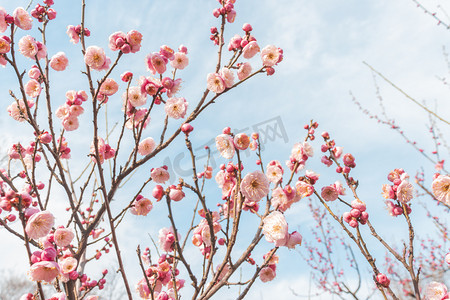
[0,0,449,299]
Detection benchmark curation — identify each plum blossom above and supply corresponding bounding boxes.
[99,78,119,96]
[164,97,188,119]
[237,62,252,80]
[151,167,170,184]
[206,73,226,94]
[259,266,276,282]
[233,133,250,150]
[84,46,110,71]
[59,257,77,274]
[127,30,143,53]
[171,52,189,69]
[138,137,156,156]
[18,35,38,59]
[66,25,79,44]
[240,171,270,202]
[424,281,448,300]
[124,86,147,107]
[321,185,339,202]
[261,45,281,67]
[262,211,289,246]
[50,52,69,71]
[242,41,260,59]
[25,210,55,239]
[219,67,234,88]
[29,261,60,282]
[0,36,10,54]
[54,228,74,247]
[25,79,41,98]
[266,160,283,184]
[159,227,179,252]
[431,175,450,206]
[13,7,32,30]
[396,180,413,203]
[146,52,167,74]
[0,7,8,33]
[215,134,235,159]
[130,197,153,216]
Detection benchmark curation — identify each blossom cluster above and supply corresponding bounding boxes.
[136,253,185,299]
[55,90,88,131]
[381,168,413,216]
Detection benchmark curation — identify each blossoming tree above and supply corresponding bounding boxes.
[0,0,449,300]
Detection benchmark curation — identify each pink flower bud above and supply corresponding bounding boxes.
[376,273,390,288]
[348,219,358,228]
[222,127,231,135]
[69,271,79,280]
[47,8,56,20]
[40,132,52,144]
[178,44,188,54]
[41,247,57,261]
[351,199,366,211]
[242,23,253,32]
[350,208,361,218]
[212,8,221,18]
[359,211,369,222]
[266,67,275,75]
[152,185,164,201]
[342,212,352,223]
[169,188,185,202]
[181,123,194,135]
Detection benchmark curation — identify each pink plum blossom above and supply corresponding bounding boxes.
[259,266,276,283]
[25,210,55,239]
[0,7,7,33]
[127,30,143,53]
[0,36,10,54]
[54,228,74,247]
[321,185,339,201]
[151,167,170,184]
[171,52,189,69]
[424,281,448,300]
[396,180,413,203]
[25,79,41,98]
[108,31,127,51]
[159,227,178,252]
[138,137,156,156]
[62,116,79,131]
[215,134,235,159]
[18,35,38,59]
[240,171,270,202]
[237,62,252,80]
[84,46,109,71]
[165,97,188,119]
[286,231,302,249]
[99,78,119,96]
[432,175,450,206]
[124,86,147,107]
[13,7,32,30]
[219,67,234,88]
[206,73,226,93]
[262,211,288,246]
[29,261,60,282]
[261,45,281,67]
[130,197,153,216]
[66,25,79,44]
[59,257,78,274]
[50,52,69,71]
[146,52,167,74]
[233,133,250,150]
[242,41,260,59]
